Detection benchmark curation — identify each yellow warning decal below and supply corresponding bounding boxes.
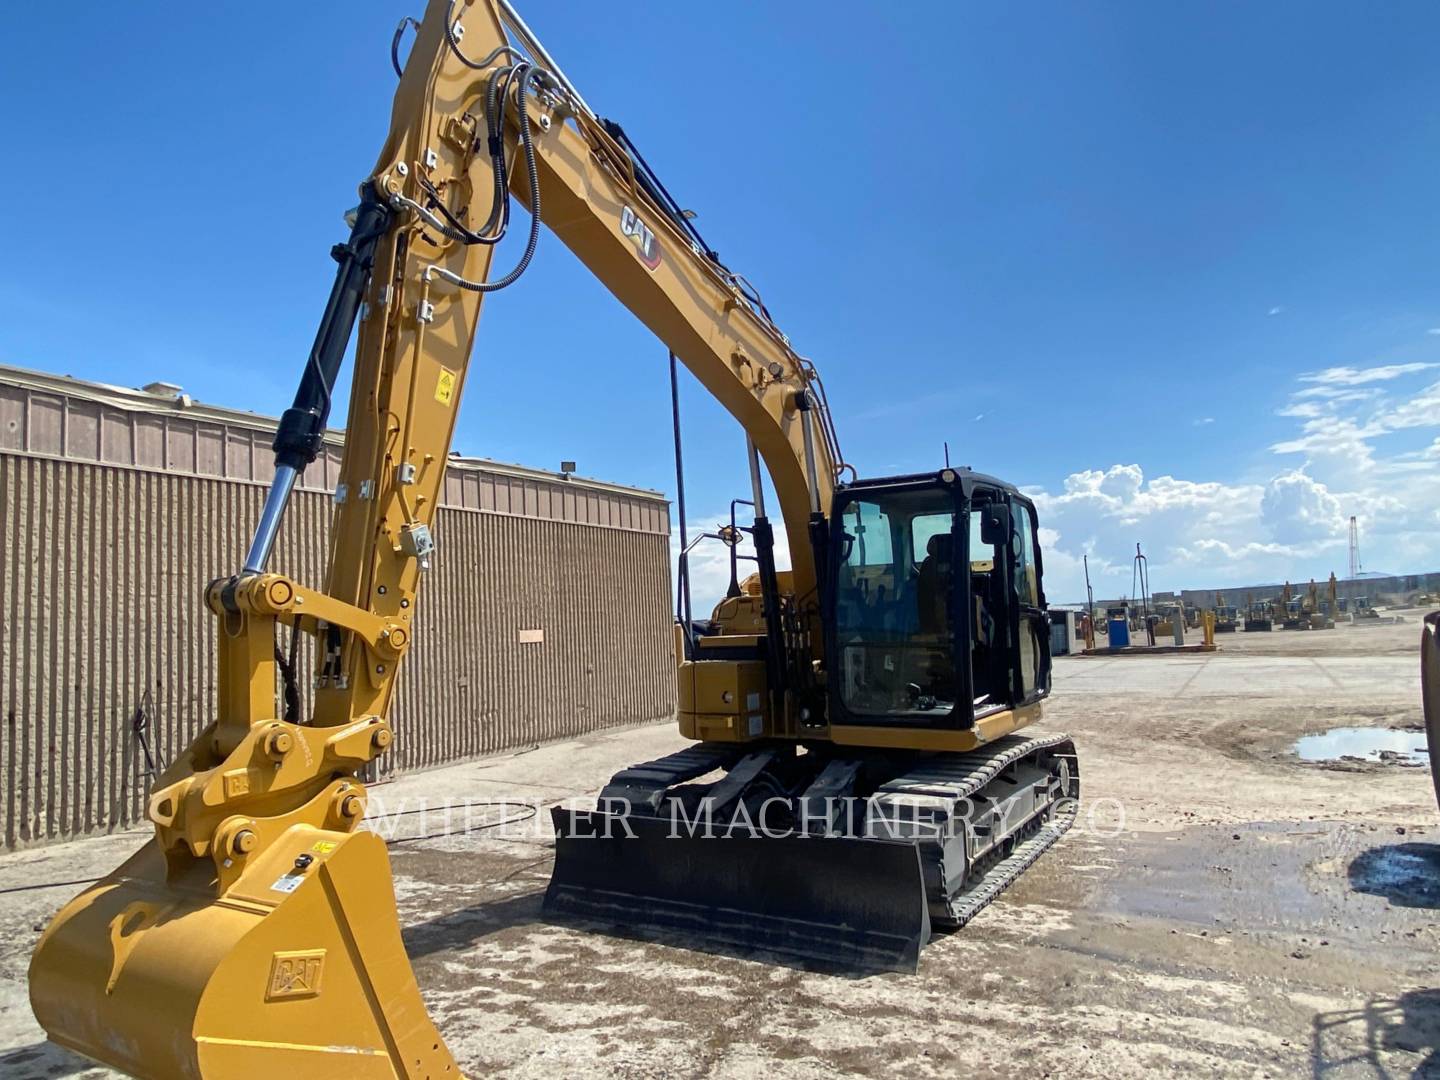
[435,366,457,406]
[311,840,337,854]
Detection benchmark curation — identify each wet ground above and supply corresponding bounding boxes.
[0,611,1436,1077]
[1295,726,1430,766]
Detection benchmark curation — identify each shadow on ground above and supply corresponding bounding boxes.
[403,892,545,958]
[1312,988,1440,1078]
[401,887,884,978]
[0,1040,103,1079]
[1348,843,1440,909]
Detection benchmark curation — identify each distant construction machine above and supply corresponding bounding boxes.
[1212,591,1238,633]
[1243,592,1274,633]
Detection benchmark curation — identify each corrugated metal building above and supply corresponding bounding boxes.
[0,363,674,848]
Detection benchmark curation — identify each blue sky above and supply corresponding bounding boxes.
[4,2,1439,606]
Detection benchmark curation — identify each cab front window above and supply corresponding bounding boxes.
[833,487,959,719]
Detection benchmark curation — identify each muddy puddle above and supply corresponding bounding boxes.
[1293,726,1429,765]
[1086,821,1439,937]
[1348,843,1440,908]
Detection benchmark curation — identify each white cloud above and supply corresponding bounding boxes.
[1025,359,1440,601]
[675,352,1440,612]
[1372,378,1440,431]
[1260,469,1345,545]
[1193,416,1215,426]
[1427,328,1440,336]
[1268,306,1284,317]
[671,509,791,619]
[1299,362,1437,386]
[1293,385,1382,402]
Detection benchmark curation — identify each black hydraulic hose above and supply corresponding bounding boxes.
[414,61,519,247]
[274,641,300,725]
[391,16,420,79]
[443,0,523,70]
[439,65,544,293]
[482,62,518,236]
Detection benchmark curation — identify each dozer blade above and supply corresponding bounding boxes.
[29,827,455,1079]
[542,808,932,973]
[1423,611,1440,810]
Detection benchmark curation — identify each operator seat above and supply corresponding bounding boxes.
[916,533,952,635]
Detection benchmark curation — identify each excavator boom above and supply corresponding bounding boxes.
[29,1,1077,1073]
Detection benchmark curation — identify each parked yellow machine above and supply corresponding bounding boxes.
[28,2,1077,1076]
[1212,591,1237,633]
[1281,580,1304,630]
[1243,591,1274,632]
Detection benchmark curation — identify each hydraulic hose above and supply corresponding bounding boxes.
[427,64,544,294]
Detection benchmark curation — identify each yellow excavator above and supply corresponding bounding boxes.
[28,2,1077,1075]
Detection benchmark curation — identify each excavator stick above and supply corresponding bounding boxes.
[26,2,516,1071]
[30,828,455,1079]
[1423,612,1440,810]
[545,811,933,972]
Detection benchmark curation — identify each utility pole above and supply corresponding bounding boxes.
[1348,515,1360,607]
[1083,554,1096,651]
[1083,553,1094,618]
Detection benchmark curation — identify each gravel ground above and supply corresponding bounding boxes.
[1,611,1436,1078]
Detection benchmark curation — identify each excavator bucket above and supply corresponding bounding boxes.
[1423,611,1440,810]
[29,826,456,1079]
[542,809,933,972]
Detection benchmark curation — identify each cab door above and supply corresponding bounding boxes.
[1009,497,1051,702]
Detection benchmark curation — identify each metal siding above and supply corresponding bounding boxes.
[0,457,665,844]
[1,457,672,849]
[0,371,671,848]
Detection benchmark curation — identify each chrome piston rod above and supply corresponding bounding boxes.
[243,464,298,573]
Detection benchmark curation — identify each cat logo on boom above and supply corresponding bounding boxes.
[620,205,661,270]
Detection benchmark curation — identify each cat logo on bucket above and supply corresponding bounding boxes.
[266,949,325,1001]
[620,205,661,270]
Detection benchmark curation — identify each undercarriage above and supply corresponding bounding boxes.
[544,732,1079,971]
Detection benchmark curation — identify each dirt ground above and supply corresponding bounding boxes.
[1,612,1436,1078]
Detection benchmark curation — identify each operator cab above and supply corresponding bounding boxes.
[826,469,1050,729]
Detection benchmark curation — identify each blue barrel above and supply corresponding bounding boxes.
[1107,616,1130,648]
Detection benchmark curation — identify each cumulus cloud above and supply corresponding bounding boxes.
[1260,469,1345,545]
[1027,463,1278,601]
[673,352,1440,612]
[1022,358,1440,601]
